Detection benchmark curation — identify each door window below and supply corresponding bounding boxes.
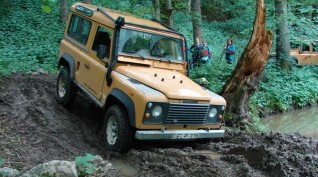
[92,26,112,62]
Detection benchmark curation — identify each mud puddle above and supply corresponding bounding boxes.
[262,106,318,138]
[110,159,138,177]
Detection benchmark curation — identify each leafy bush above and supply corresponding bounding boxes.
[0,157,4,165]
[250,62,318,113]
[75,153,96,177]
[0,0,64,77]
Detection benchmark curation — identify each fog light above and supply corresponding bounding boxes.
[218,115,223,120]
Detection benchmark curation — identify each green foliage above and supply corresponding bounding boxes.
[0,157,8,177]
[0,157,4,165]
[75,153,96,176]
[189,63,233,93]
[0,171,9,177]
[0,0,64,77]
[40,172,56,177]
[244,117,269,132]
[41,5,52,14]
[93,0,153,19]
[250,62,318,113]
[40,0,60,14]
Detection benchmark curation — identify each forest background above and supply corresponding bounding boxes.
[0,0,318,130]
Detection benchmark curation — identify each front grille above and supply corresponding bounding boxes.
[164,103,209,124]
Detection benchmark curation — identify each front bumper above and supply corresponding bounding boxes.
[135,129,224,140]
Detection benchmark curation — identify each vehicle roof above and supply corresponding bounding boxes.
[71,2,171,31]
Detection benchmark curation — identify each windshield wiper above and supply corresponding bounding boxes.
[121,50,145,60]
[161,57,172,63]
[137,53,145,60]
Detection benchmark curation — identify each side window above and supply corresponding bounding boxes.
[302,44,310,52]
[92,26,113,62]
[67,15,91,45]
[312,43,317,52]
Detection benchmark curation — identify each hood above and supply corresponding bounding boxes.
[115,65,212,101]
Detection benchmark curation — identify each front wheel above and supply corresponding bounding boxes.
[55,67,77,107]
[102,104,134,153]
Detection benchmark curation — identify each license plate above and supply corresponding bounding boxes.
[172,133,199,139]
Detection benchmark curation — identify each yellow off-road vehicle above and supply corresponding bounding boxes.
[290,40,318,65]
[56,2,226,152]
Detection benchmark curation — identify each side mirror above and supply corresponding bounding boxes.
[115,16,125,28]
[97,44,107,59]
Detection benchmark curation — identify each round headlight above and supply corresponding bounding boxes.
[152,106,163,117]
[208,108,218,118]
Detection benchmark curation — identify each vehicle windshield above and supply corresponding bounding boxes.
[118,28,184,62]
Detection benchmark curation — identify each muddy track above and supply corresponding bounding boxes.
[0,74,318,177]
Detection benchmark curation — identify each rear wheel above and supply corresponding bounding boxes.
[291,56,302,68]
[56,67,77,107]
[102,104,134,153]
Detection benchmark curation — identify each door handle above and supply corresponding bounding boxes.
[84,64,90,69]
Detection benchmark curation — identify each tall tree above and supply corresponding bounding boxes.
[188,0,191,12]
[161,0,175,28]
[165,0,174,28]
[220,0,273,125]
[275,0,291,70]
[60,0,68,22]
[153,0,160,21]
[191,0,202,42]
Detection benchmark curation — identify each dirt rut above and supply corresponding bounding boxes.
[0,74,317,177]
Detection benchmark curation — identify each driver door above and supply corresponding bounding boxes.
[82,25,113,100]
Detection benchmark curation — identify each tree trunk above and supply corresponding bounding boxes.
[275,0,291,70]
[191,0,202,42]
[165,0,174,28]
[153,0,160,21]
[83,0,91,4]
[220,0,273,125]
[60,0,68,22]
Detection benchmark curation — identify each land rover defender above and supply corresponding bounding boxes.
[56,2,226,152]
[290,40,318,65]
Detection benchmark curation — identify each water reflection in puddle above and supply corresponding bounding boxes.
[261,106,318,138]
[110,159,138,177]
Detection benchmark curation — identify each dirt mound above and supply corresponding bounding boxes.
[0,74,317,177]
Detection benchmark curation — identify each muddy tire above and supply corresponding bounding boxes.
[103,104,134,153]
[56,67,77,107]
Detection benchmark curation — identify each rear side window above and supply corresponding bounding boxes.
[312,43,317,52]
[67,15,91,45]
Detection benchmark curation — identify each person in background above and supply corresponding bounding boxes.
[224,38,236,64]
[190,37,203,68]
[200,40,212,65]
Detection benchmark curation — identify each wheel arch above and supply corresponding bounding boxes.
[291,56,299,65]
[58,53,75,80]
[105,88,135,127]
